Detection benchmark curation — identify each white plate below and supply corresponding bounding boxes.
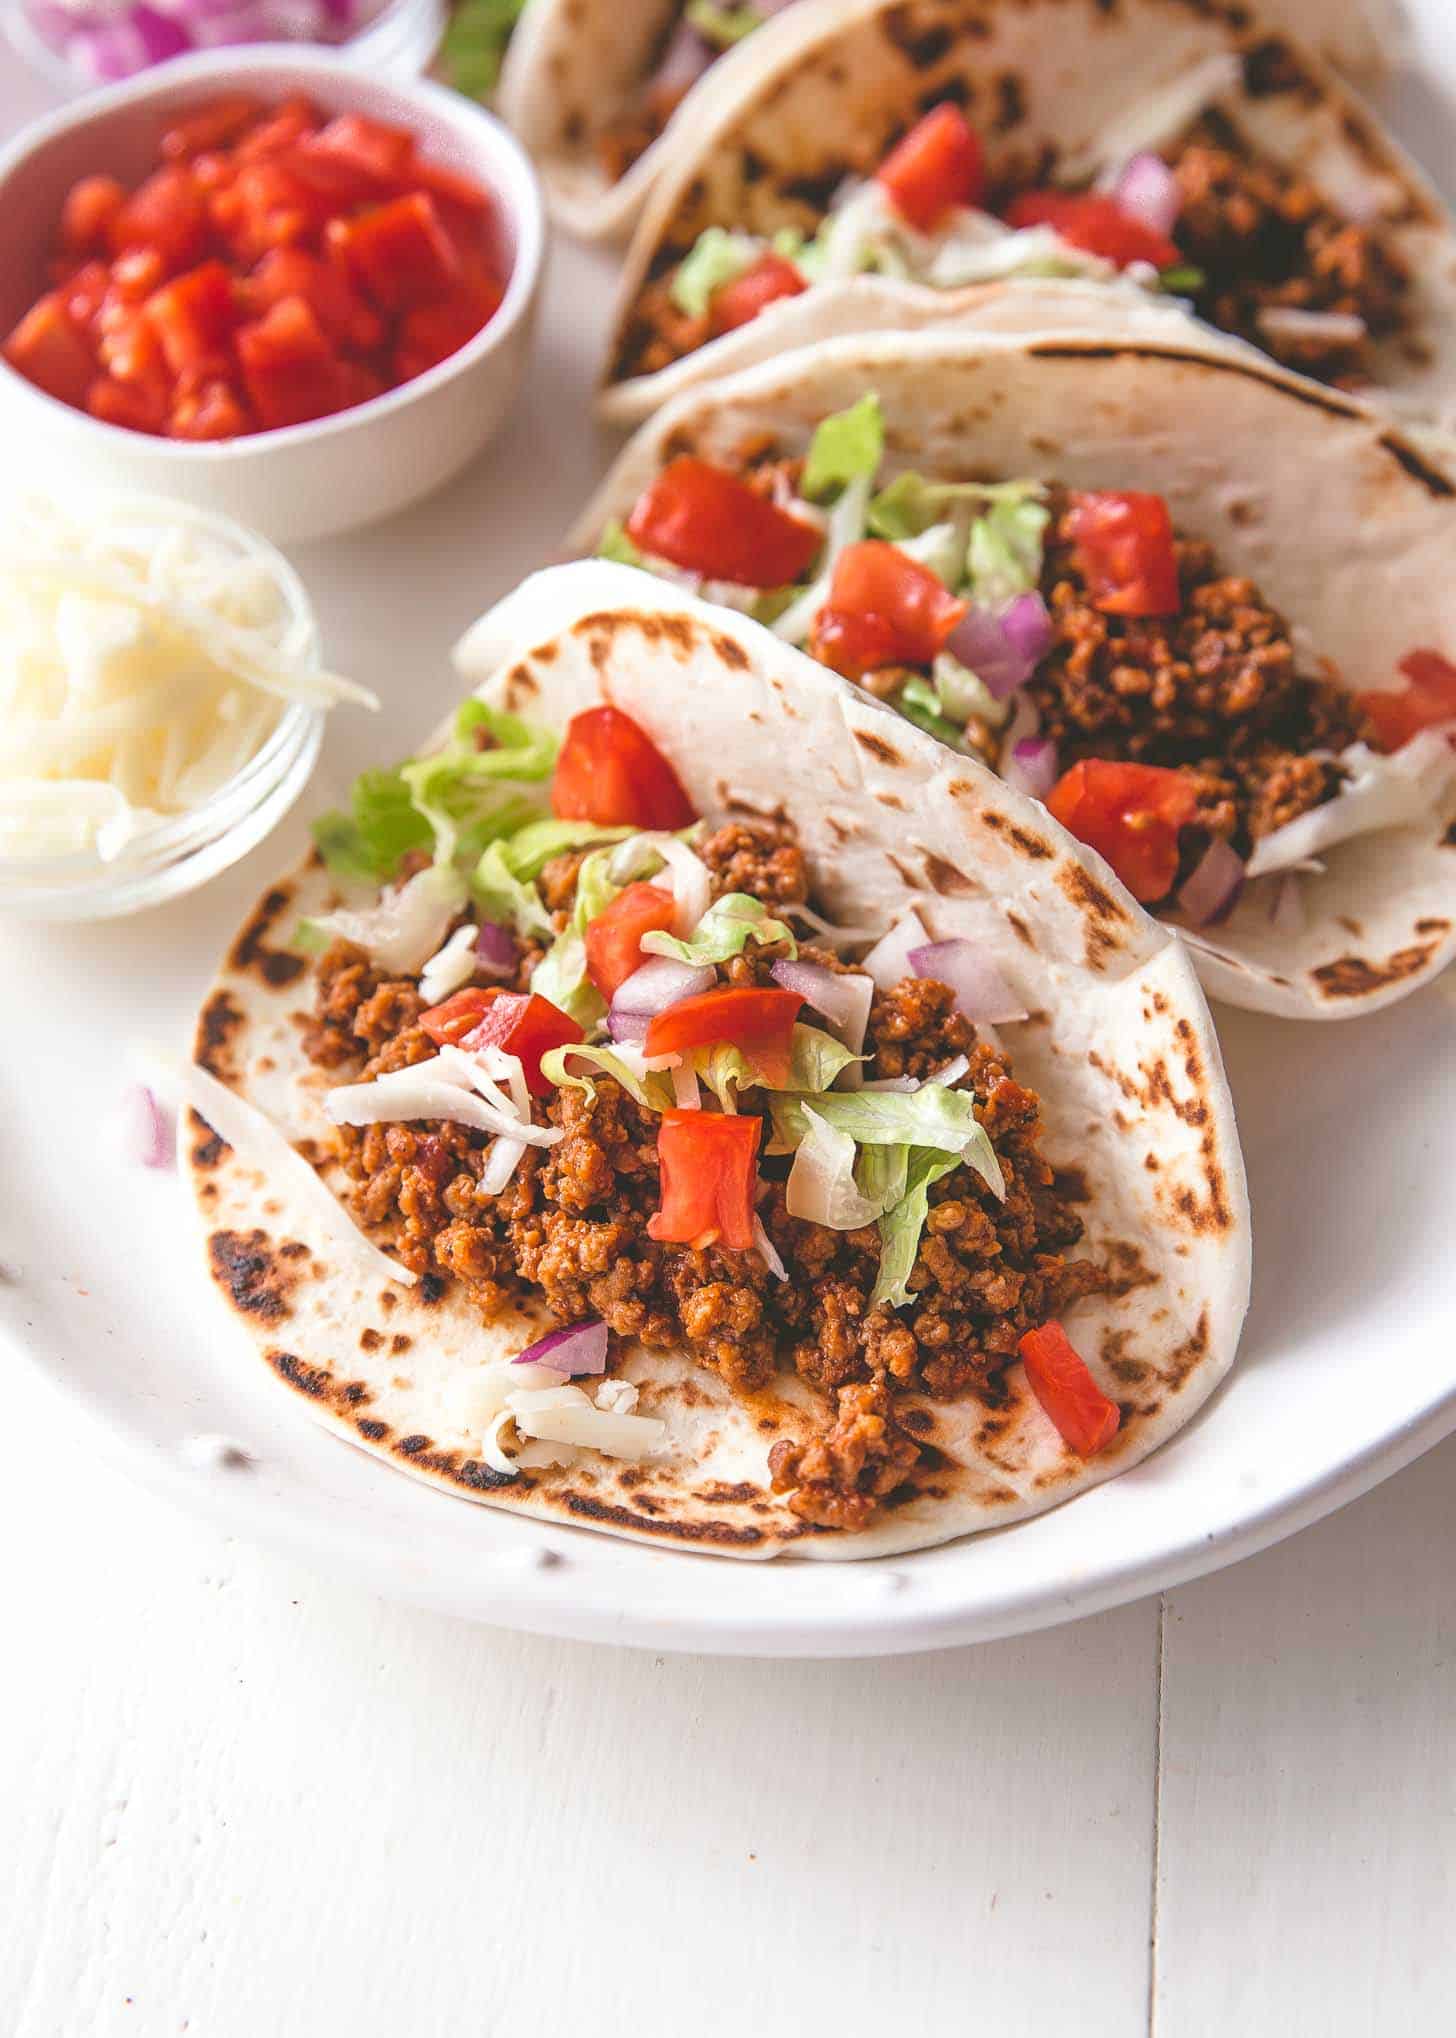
[3,30,1455,1656]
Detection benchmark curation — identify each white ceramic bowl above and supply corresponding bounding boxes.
[0,49,545,543]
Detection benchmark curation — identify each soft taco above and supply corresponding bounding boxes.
[185,560,1248,1560]
[598,0,1454,425]
[576,327,1456,1020]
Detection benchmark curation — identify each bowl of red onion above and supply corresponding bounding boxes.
[4,0,445,93]
[0,46,544,541]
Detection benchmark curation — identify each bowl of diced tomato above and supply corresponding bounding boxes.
[0,48,544,542]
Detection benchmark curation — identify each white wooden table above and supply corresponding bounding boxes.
[4,24,1455,2033]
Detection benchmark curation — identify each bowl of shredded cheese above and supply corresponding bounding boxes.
[0,488,374,919]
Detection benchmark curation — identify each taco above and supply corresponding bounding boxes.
[184,560,1248,1560]
[576,327,1456,1021]
[1263,0,1403,81]
[490,0,815,240]
[598,0,1454,426]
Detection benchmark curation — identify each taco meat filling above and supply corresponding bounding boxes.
[615,100,1409,390]
[303,819,1105,1530]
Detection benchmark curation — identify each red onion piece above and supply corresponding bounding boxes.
[125,1084,174,1169]
[908,939,1028,1025]
[611,956,713,1016]
[1003,736,1059,801]
[606,1009,650,1044]
[946,594,1052,701]
[1177,837,1246,928]
[474,921,517,979]
[769,959,872,1048]
[514,1321,609,1376]
[860,910,928,991]
[1000,592,1053,667]
[1114,152,1182,238]
[648,18,714,99]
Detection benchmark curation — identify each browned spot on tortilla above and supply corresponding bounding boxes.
[1415,918,1450,935]
[881,6,952,71]
[391,1334,411,1354]
[1058,860,1130,924]
[360,1328,382,1352]
[209,1230,296,1323]
[1144,1153,1160,1172]
[1052,1166,1091,1204]
[1103,1239,1157,1298]
[982,810,1053,859]
[1336,915,1363,938]
[1161,1309,1211,1393]
[852,726,904,767]
[876,790,909,812]
[357,1418,389,1441]
[920,850,975,896]
[397,1433,431,1456]
[1006,912,1033,946]
[720,791,788,823]
[418,1273,448,1306]
[559,1489,771,1545]
[342,1381,367,1405]
[196,990,245,1077]
[1313,943,1439,998]
[826,814,854,842]
[504,662,539,708]
[271,1350,329,1398]
[228,884,305,988]
[1380,435,1456,498]
[1444,820,1456,848]
[711,632,749,671]
[700,1480,759,1505]
[189,1107,226,1170]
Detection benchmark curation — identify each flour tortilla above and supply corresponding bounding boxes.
[577,326,1456,1020]
[187,560,1249,1561]
[1263,0,1404,80]
[599,0,1455,427]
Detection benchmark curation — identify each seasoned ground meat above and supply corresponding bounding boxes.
[768,1381,920,1530]
[1031,495,1367,860]
[1166,115,1410,388]
[303,823,1100,1528]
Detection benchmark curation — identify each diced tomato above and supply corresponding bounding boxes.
[233,97,321,164]
[61,174,126,254]
[168,378,251,442]
[391,279,501,382]
[410,157,491,218]
[625,457,821,588]
[213,160,335,264]
[1005,190,1180,272]
[420,988,498,1047]
[308,113,416,186]
[1019,1321,1121,1456]
[1066,491,1182,617]
[3,294,96,408]
[332,193,460,313]
[461,990,585,1097]
[551,706,697,831]
[647,1110,763,1251]
[1047,758,1199,904]
[584,882,678,1000]
[109,166,209,276]
[62,260,111,334]
[97,308,170,406]
[109,247,166,303]
[235,295,354,431]
[161,95,265,163]
[877,104,985,231]
[188,151,235,198]
[811,539,969,680]
[87,374,166,435]
[1356,650,1456,752]
[709,252,807,336]
[645,987,803,1090]
[144,261,237,379]
[246,245,383,354]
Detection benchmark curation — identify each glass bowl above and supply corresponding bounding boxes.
[0,491,326,923]
[2,0,446,97]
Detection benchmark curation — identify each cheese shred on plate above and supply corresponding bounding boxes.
[0,493,375,863]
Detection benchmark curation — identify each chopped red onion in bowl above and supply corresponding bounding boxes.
[908,939,1028,1025]
[1113,152,1182,238]
[1177,837,1245,928]
[513,1321,609,1376]
[474,922,518,979]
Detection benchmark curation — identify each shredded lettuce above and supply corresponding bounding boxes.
[522,841,627,1028]
[895,519,964,590]
[401,701,556,867]
[472,839,555,939]
[786,1108,886,1230]
[1158,264,1206,296]
[932,653,1011,729]
[641,891,797,966]
[865,472,1034,544]
[437,0,527,97]
[499,817,635,879]
[539,1042,675,1114]
[696,1023,859,1109]
[771,225,835,285]
[872,1151,964,1308]
[966,490,1050,607]
[898,678,967,751]
[670,227,759,318]
[802,395,885,503]
[472,818,633,945]
[685,0,762,45]
[768,1083,1000,1169]
[313,766,433,884]
[598,520,646,569]
[771,473,870,644]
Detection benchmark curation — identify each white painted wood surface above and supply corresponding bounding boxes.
[4,16,1456,2032]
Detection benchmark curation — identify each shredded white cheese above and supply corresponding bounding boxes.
[418,922,480,1005]
[0,493,375,863]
